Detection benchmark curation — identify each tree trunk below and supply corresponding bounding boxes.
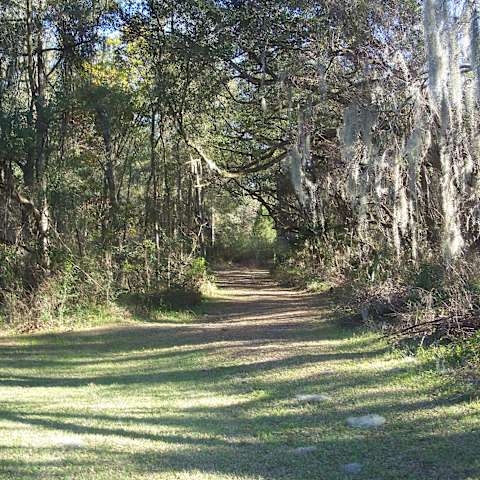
[25,0,50,276]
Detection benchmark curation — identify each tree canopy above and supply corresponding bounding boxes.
[2,0,480,339]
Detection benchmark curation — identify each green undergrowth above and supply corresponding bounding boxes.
[272,265,336,292]
[0,285,221,335]
[415,333,480,372]
[0,252,216,334]
[273,257,480,376]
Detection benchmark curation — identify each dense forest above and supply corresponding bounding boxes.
[1,0,480,354]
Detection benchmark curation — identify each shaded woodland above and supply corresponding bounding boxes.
[1,0,480,355]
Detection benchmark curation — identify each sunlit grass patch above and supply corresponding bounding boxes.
[0,273,479,479]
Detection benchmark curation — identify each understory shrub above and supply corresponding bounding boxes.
[273,237,480,367]
[0,242,212,332]
[0,251,115,332]
[349,256,480,364]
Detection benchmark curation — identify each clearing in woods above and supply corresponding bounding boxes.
[0,269,479,479]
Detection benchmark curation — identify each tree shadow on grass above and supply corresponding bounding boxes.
[0,346,390,389]
[0,311,378,370]
[1,273,479,479]
[1,385,479,480]
[1,383,478,480]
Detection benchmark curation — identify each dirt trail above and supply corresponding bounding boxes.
[196,268,337,360]
[1,269,479,480]
[206,268,328,322]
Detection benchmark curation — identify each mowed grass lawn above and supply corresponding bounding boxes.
[1,270,480,480]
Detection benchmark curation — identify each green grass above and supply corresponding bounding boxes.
[0,277,479,479]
